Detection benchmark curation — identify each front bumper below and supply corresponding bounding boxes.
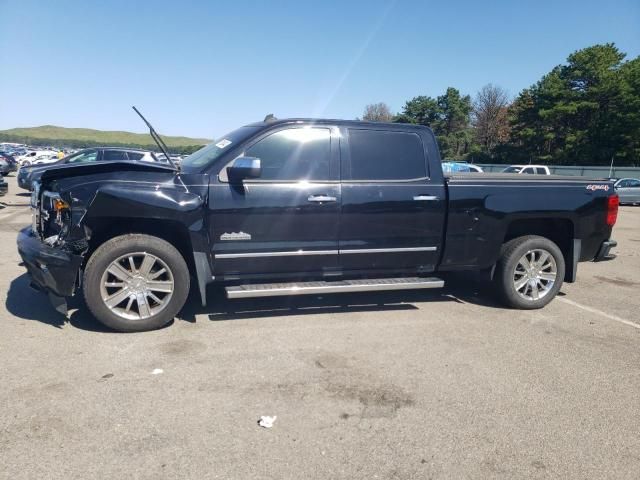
[594,239,617,261]
[16,227,83,299]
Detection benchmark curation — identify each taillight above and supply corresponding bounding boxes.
[606,194,619,226]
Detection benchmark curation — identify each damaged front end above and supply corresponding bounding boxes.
[17,181,88,314]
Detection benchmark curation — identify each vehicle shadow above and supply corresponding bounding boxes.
[5,273,112,332]
[5,272,503,332]
[180,272,503,324]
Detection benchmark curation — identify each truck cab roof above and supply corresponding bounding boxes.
[244,118,431,131]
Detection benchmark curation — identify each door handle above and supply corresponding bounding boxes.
[413,195,439,201]
[308,195,337,203]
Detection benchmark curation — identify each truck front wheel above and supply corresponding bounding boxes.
[83,234,190,332]
[494,235,565,309]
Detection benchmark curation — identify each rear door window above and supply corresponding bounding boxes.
[628,179,640,188]
[346,129,426,181]
[127,152,144,161]
[536,167,547,174]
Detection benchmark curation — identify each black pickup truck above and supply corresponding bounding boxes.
[17,118,619,332]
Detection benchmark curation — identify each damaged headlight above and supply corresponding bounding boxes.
[40,190,71,245]
[30,181,41,235]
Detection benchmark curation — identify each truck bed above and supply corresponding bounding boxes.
[444,172,611,183]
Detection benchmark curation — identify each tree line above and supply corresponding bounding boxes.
[361,44,640,166]
[0,134,204,155]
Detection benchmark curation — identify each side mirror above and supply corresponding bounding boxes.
[227,157,261,182]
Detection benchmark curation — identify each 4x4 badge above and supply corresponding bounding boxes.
[220,232,252,241]
[586,184,609,192]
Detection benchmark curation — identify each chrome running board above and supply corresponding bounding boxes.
[225,277,444,299]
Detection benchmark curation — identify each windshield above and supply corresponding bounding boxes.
[502,166,523,173]
[181,126,261,171]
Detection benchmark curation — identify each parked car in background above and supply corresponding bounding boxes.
[614,178,640,205]
[501,165,551,175]
[31,153,60,165]
[17,147,159,190]
[442,162,484,173]
[1,153,19,175]
[154,153,185,167]
[18,150,57,166]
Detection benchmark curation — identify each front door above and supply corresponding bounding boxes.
[339,127,446,274]
[208,125,340,279]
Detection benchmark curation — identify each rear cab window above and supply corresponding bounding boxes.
[344,128,427,181]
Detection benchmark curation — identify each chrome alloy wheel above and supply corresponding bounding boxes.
[513,249,557,301]
[99,252,174,320]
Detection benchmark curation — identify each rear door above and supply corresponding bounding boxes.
[339,127,446,274]
[208,125,341,278]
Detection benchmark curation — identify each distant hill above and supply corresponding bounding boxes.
[0,125,211,153]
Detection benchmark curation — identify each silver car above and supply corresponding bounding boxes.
[614,178,640,205]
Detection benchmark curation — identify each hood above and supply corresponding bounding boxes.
[40,160,176,182]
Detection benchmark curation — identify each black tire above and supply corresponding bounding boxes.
[83,234,190,332]
[493,235,565,309]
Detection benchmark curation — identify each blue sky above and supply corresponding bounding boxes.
[1,0,638,139]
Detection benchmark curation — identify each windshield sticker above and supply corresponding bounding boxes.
[215,139,232,149]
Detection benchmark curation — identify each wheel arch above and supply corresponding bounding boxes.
[501,217,577,282]
[84,217,196,273]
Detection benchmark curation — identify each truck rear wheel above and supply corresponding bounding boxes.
[494,235,565,309]
[83,234,190,332]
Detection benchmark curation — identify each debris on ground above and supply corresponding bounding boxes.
[258,415,277,428]
[151,368,164,375]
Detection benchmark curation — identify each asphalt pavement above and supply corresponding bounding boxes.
[1,173,639,479]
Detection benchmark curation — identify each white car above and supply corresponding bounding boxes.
[18,150,58,166]
[31,153,61,165]
[501,165,551,175]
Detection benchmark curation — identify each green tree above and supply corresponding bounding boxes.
[395,88,473,159]
[508,43,640,166]
[436,88,473,159]
[395,95,440,125]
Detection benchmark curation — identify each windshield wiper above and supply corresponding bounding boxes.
[131,106,178,170]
